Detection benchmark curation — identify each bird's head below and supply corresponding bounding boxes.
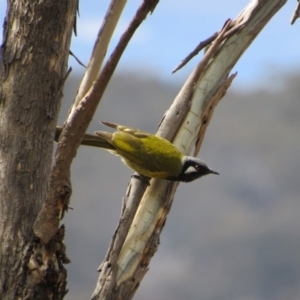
[175,156,219,182]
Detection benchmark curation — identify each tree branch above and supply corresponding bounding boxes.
[194,72,237,156]
[34,0,159,243]
[90,1,287,299]
[69,0,126,115]
[172,0,278,73]
[91,177,149,299]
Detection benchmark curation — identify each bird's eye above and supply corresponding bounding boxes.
[194,164,200,171]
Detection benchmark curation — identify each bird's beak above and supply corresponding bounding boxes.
[210,170,219,175]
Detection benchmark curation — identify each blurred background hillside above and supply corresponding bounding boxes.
[1,0,299,299]
[60,71,300,300]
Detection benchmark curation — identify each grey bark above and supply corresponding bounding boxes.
[0,1,77,299]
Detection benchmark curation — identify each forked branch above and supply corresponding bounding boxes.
[91,1,287,300]
[34,0,160,244]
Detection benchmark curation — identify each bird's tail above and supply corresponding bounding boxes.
[101,121,120,129]
[55,126,114,150]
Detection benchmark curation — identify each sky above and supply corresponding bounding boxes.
[0,0,299,89]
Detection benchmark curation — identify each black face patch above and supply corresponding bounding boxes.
[167,157,218,182]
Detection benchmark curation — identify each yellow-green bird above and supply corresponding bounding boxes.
[55,122,219,182]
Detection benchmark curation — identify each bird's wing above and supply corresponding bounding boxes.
[99,122,152,164]
[110,131,146,164]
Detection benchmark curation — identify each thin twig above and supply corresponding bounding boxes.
[172,17,248,73]
[190,19,232,89]
[73,0,79,36]
[69,50,86,68]
[172,32,218,73]
[291,1,300,24]
[158,19,233,143]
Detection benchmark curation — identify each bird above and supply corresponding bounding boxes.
[55,122,219,182]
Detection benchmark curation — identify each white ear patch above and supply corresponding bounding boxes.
[184,166,197,174]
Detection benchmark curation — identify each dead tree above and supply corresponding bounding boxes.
[1,0,296,299]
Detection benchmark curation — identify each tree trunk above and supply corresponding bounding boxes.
[0,1,77,299]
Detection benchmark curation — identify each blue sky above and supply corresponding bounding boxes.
[1,0,299,89]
